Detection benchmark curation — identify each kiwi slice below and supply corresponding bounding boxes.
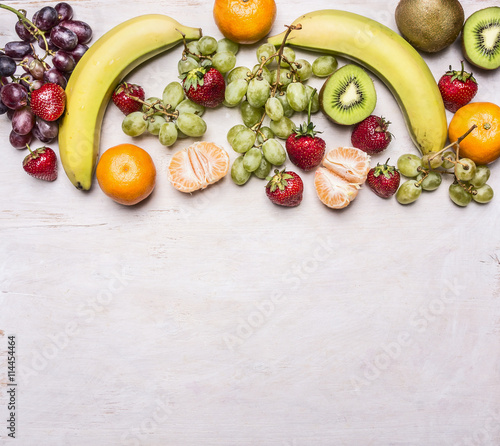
[319,64,377,125]
[462,6,500,70]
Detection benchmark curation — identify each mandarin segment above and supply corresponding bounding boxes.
[322,147,371,184]
[167,141,230,193]
[314,167,360,209]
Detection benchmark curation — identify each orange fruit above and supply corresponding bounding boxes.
[213,0,277,45]
[448,102,500,165]
[96,143,156,206]
[167,141,230,193]
[314,168,360,209]
[314,147,370,209]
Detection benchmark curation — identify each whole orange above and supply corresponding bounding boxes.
[448,102,500,165]
[96,144,156,205]
[213,0,277,44]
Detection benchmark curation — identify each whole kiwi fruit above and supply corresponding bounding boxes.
[395,0,465,53]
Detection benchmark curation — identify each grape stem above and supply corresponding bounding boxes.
[133,97,179,121]
[0,3,51,60]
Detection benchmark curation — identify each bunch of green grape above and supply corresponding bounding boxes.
[396,150,494,206]
[121,36,240,147]
[224,42,338,185]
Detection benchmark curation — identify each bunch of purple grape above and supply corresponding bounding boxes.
[0,2,93,149]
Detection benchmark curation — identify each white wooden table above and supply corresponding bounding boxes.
[1,1,499,444]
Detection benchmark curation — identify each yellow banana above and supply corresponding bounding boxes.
[58,15,201,190]
[268,10,447,155]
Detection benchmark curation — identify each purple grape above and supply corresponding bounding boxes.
[27,58,47,80]
[33,117,59,143]
[0,83,28,110]
[0,98,8,115]
[6,108,15,120]
[9,129,32,150]
[43,68,67,88]
[12,106,35,135]
[34,6,60,31]
[55,2,73,21]
[37,34,58,52]
[50,25,78,51]
[59,20,92,44]
[52,50,76,73]
[0,55,17,77]
[68,43,88,62]
[4,41,33,60]
[21,54,35,73]
[30,79,44,91]
[15,20,37,42]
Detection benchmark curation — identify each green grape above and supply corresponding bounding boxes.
[472,184,494,204]
[256,126,274,144]
[231,156,252,185]
[247,78,271,108]
[185,41,200,61]
[262,138,286,165]
[280,47,296,67]
[175,98,205,116]
[252,64,272,84]
[224,79,248,107]
[416,171,442,191]
[198,36,218,55]
[200,59,212,68]
[122,111,146,137]
[175,112,207,137]
[162,82,185,110]
[212,51,236,74]
[240,101,264,128]
[277,93,294,118]
[286,82,308,112]
[265,97,284,121]
[270,116,295,139]
[396,180,422,204]
[441,150,456,169]
[253,156,272,179]
[271,68,292,88]
[256,43,277,65]
[178,56,198,75]
[176,128,189,139]
[455,158,476,181]
[295,59,313,82]
[243,147,263,172]
[421,152,443,170]
[146,115,167,136]
[227,66,251,84]
[449,183,472,207]
[158,122,178,147]
[217,38,239,55]
[312,55,338,77]
[142,97,162,113]
[470,165,490,187]
[227,124,256,153]
[305,85,319,114]
[397,154,423,178]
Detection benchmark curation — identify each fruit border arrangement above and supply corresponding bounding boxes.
[0,1,499,208]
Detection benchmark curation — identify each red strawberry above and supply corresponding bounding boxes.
[22,146,58,181]
[265,169,304,207]
[438,61,478,113]
[182,66,225,108]
[366,160,400,198]
[29,82,65,121]
[112,82,145,115]
[351,115,392,155]
[286,117,326,172]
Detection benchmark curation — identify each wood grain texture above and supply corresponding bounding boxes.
[0,1,499,445]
